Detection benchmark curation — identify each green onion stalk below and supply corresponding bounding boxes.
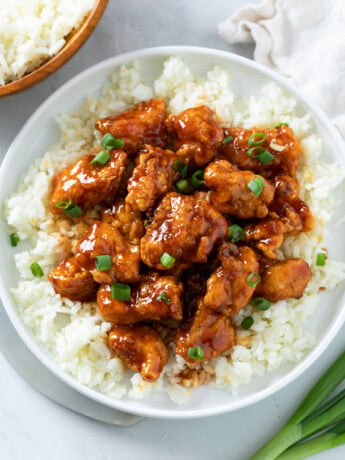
[251,350,345,459]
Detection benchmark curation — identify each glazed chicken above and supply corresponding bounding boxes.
[244,175,314,258]
[108,325,169,382]
[51,150,127,214]
[95,98,167,154]
[166,105,224,166]
[256,258,312,302]
[218,125,302,178]
[204,160,275,219]
[140,192,228,269]
[176,300,235,364]
[98,272,183,324]
[204,243,259,316]
[48,99,314,383]
[126,145,179,212]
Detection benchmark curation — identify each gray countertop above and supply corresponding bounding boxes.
[0,1,344,458]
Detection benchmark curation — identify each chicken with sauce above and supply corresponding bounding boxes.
[48,98,314,383]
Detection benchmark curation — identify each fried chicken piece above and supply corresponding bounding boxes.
[108,324,169,382]
[272,175,314,234]
[204,160,274,219]
[244,219,286,259]
[95,99,167,154]
[255,258,312,302]
[51,151,127,214]
[48,255,98,302]
[218,125,302,178]
[126,145,179,212]
[166,105,224,166]
[204,243,259,315]
[176,300,235,364]
[75,221,140,284]
[98,272,183,324]
[243,176,314,258]
[102,199,145,244]
[141,192,228,270]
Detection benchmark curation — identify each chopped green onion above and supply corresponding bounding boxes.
[248,132,266,146]
[247,272,261,287]
[246,146,265,158]
[64,205,83,218]
[156,291,171,304]
[160,252,176,269]
[250,297,271,311]
[241,316,254,330]
[10,233,20,247]
[55,198,83,218]
[101,133,124,150]
[171,160,188,178]
[90,150,111,166]
[55,198,72,210]
[247,177,265,197]
[257,150,275,165]
[246,147,275,165]
[275,122,289,128]
[189,170,204,188]
[228,224,244,243]
[31,262,44,278]
[222,135,233,145]
[188,346,204,360]
[175,179,189,193]
[111,283,131,301]
[95,255,112,271]
[143,219,149,228]
[316,253,327,266]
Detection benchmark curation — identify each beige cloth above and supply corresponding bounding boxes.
[218,0,345,135]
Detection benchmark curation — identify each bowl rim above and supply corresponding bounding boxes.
[1,45,345,419]
[0,0,109,97]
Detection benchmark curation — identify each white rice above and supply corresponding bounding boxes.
[0,0,96,85]
[4,56,345,404]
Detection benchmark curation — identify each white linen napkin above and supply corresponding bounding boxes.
[218,0,345,136]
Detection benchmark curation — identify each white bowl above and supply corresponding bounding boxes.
[1,46,345,419]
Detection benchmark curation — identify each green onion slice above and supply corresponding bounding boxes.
[247,177,265,197]
[111,283,131,301]
[228,224,244,243]
[241,316,254,330]
[90,150,111,166]
[10,233,20,247]
[246,146,275,165]
[316,253,327,266]
[248,132,266,146]
[156,291,171,304]
[250,297,271,311]
[247,272,261,287]
[95,255,112,271]
[101,133,124,150]
[31,262,44,278]
[222,135,233,145]
[171,160,188,178]
[175,179,189,193]
[160,252,176,269]
[275,122,289,128]
[188,346,204,360]
[189,170,204,188]
[55,198,83,218]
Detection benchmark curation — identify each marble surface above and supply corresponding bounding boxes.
[0,0,344,458]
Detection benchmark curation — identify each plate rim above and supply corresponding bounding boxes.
[1,45,345,419]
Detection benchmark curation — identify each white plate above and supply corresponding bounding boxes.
[1,46,345,419]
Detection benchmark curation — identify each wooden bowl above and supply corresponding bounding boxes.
[0,0,109,97]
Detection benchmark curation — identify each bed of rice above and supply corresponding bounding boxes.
[4,56,345,404]
[0,0,96,85]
